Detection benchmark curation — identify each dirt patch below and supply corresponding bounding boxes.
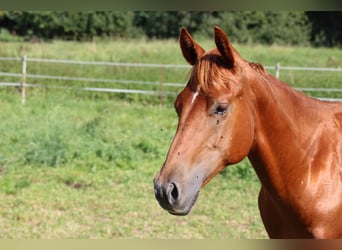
[64,180,92,190]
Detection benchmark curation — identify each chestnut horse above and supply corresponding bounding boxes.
[154,26,342,239]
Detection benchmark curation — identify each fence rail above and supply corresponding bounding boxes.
[0,56,341,103]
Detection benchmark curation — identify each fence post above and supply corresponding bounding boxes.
[21,55,27,104]
[275,62,280,78]
[159,66,165,104]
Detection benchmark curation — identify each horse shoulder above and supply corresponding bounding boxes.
[304,109,342,183]
[297,109,342,238]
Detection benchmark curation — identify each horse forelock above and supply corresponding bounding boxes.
[188,52,237,96]
[187,50,266,96]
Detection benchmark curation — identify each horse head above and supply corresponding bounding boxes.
[154,26,255,215]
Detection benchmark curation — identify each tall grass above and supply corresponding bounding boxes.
[0,90,172,170]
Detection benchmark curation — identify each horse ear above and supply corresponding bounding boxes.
[180,27,205,65]
[214,26,235,68]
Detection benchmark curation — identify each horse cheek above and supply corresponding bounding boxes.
[225,104,254,165]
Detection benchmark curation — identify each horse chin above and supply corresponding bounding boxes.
[166,190,200,216]
[169,210,189,216]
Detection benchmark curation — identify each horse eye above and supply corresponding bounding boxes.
[213,103,229,115]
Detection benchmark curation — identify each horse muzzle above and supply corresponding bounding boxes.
[153,175,200,216]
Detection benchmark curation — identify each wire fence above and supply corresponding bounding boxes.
[0,56,342,104]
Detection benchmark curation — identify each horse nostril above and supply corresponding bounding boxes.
[154,180,181,208]
[167,182,179,203]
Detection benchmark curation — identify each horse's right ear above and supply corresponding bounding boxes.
[214,26,235,68]
[180,27,205,65]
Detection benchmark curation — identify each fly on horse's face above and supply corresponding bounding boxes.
[154,26,255,215]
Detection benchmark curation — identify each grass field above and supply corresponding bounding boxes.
[0,91,264,238]
[0,38,342,238]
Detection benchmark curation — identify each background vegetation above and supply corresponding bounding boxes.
[0,11,341,47]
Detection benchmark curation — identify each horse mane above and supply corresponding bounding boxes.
[248,62,266,75]
[188,50,266,95]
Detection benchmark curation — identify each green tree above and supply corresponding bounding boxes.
[307,11,342,47]
[0,11,138,40]
[196,11,311,45]
[0,11,341,47]
[133,11,207,39]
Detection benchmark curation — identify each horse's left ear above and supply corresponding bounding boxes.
[180,27,205,65]
[214,26,235,68]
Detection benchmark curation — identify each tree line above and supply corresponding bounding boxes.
[0,11,341,47]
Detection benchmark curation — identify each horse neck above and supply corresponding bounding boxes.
[245,72,320,197]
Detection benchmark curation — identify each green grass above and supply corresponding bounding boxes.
[0,91,263,238]
[0,38,342,239]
